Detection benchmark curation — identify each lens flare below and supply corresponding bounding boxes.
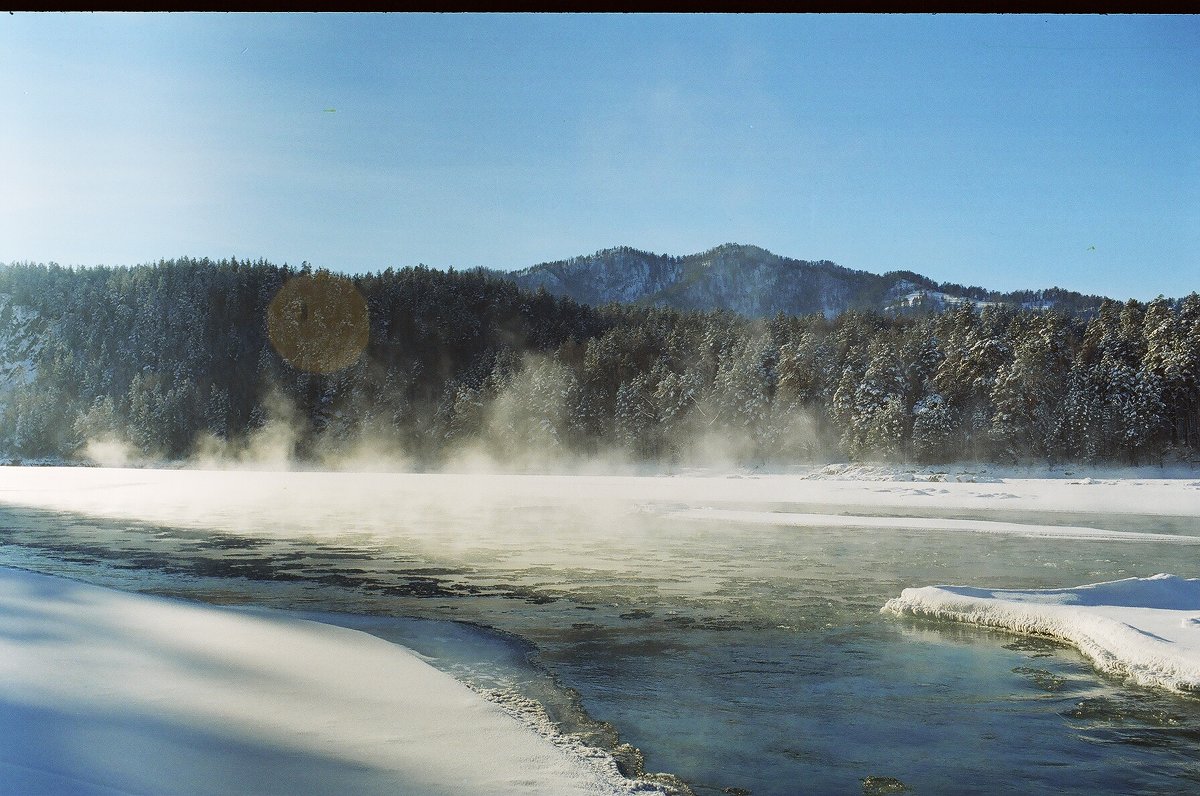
[267,272,369,374]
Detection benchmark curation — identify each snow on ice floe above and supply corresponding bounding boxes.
[0,567,665,796]
[882,574,1200,694]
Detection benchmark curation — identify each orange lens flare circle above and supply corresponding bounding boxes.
[267,272,369,374]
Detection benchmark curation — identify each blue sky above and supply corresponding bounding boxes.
[2,13,1196,300]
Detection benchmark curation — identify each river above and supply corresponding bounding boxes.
[1,468,1197,795]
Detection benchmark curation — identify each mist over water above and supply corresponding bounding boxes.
[68,336,836,476]
[1,468,1198,794]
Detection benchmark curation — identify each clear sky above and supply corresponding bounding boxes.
[2,13,1197,300]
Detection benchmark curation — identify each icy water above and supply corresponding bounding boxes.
[1,471,1199,795]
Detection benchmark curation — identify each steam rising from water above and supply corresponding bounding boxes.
[80,434,136,468]
[73,350,827,475]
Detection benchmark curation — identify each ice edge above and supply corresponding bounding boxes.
[882,574,1200,695]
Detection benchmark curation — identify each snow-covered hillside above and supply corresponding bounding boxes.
[510,243,878,317]
[508,244,1109,318]
[0,294,43,392]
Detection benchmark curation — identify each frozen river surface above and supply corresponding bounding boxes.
[1,467,1199,795]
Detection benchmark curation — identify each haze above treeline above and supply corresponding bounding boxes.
[0,248,1197,469]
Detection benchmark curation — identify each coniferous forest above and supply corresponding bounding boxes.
[1,257,1198,468]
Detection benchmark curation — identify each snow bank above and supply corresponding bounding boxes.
[0,566,661,796]
[882,574,1200,694]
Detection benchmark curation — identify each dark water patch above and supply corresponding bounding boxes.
[191,536,271,551]
[861,775,910,794]
[697,617,752,633]
[300,549,378,560]
[620,609,655,620]
[374,579,476,599]
[664,616,696,628]
[1003,636,1064,657]
[405,566,471,576]
[58,555,102,564]
[1066,696,1195,727]
[184,558,308,581]
[311,571,385,588]
[482,583,560,603]
[1012,666,1071,693]
[306,566,372,576]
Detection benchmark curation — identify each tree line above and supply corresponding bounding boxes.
[0,258,1196,467]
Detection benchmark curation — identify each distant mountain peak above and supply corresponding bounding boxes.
[701,242,776,257]
[506,244,1109,319]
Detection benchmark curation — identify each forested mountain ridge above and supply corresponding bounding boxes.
[504,243,1110,318]
[0,257,1197,468]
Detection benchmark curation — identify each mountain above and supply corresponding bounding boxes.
[504,243,1108,318]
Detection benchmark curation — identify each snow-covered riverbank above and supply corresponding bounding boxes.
[0,566,663,796]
